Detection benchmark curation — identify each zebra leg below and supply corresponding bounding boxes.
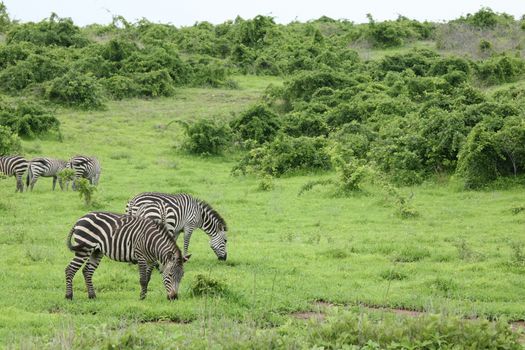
[82,250,103,299]
[138,260,154,300]
[65,253,90,300]
[58,177,64,191]
[29,176,37,191]
[52,176,57,191]
[16,174,23,193]
[183,227,194,259]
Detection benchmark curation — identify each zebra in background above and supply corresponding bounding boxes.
[67,155,101,190]
[26,157,67,191]
[65,211,189,300]
[126,192,228,261]
[0,155,28,192]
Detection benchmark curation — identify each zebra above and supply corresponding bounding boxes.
[65,211,189,300]
[67,155,101,190]
[0,155,28,192]
[26,157,67,191]
[126,192,228,261]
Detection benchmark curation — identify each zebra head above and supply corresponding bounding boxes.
[162,250,190,300]
[200,201,228,261]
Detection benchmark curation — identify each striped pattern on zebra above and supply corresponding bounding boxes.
[65,211,188,300]
[126,192,228,261]
[0,155,28,192]
[67,155,101,189]
[26,157,67,191]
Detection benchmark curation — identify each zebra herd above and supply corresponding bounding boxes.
[1,154,228,301]
[0,155,101,192]
[66,193,228,300]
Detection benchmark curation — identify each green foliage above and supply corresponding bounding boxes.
[0,125,21,155]
[455,7,514,29]
[234,134,331,176]
[57,168,75,188]
[257,175,274,191]
[230,104,281,145]
[181,119,232,155]
[132,69,175,97]
[100,75,140,100]
[45,71,105,109]
[308,312,521,349]
[475,54,525,85]
[189,274,228,297]
[6,13,89,47]
[75,178,97,206]
[0,99,60,138]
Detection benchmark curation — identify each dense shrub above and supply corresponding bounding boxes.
[132,69,175,97]
[0,99,60,138]
[100,75,139,100]
[45,71,105,109]
[234,135,331,176]
[230,104,281,145]
[0,125,21,155]
[457,123,501,189]
[475,54,525,85]
[181,119,232,155]
[6,14,89,47]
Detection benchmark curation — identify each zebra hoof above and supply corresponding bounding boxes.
[88,294,96,299]
[65,293,73,300]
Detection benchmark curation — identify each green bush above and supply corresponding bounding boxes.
[230,104,281,145]
[45,71,105,109]
[0,125,21,155]
[234,134,331,176]
[132,69,175,97]
[181,119,232,155]
[100,75,139,100]
[457,123,500,189]
[475,54,525,85]
[0,99,60,138]
[6,14,89,47]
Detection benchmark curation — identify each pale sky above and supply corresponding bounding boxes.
[2,0,524,27]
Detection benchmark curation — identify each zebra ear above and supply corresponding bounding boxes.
[183,254,192,263]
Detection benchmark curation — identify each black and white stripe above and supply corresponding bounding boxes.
[0,155,28,192]
[67,155,101,189]
[26,157,67,191]
[126,192,228,261]
[65,211,187,300]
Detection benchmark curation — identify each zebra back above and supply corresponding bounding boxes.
[67,211,181,264]
[0,156,28,177]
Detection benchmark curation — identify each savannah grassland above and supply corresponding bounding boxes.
[0,74,525,348]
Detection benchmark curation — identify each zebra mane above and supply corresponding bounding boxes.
[199,199,227,231]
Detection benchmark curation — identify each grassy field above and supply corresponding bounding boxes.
[1,75,525,348]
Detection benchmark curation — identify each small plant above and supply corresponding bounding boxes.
[392,246,430,262]
[380,268,407,281]
[298,179,335,196]
[190,274,228,297]
[76,178,97,206]
[58,168,75,190]
[257,175,274,191]
[510,205,525,215]
[508,241,525,267]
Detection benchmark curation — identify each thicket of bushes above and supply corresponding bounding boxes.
[0,5,524,187]
[224,44,525,188]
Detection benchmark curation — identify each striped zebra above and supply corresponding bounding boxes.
[26,157,67,191]
[67,155,101,190]
[65,211,188,300]
[0,155,28,192]
[126,192,228,261]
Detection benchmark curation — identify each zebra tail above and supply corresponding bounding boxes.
[66,227,83,252]
[26,162,32,187]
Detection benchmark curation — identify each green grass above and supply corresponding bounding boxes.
[1,75,525,348]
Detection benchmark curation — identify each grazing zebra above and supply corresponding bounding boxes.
[126,192,228,261]
[65,211,188,300]
[26,157,67,191]
[0,155,28,192]
[67,155,101,190]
